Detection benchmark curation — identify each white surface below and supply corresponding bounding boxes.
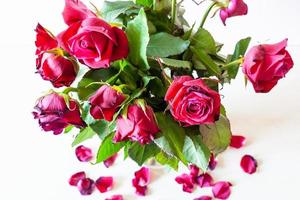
[0,0,300,199]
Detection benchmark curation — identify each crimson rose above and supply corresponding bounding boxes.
[242,39,294,93]
[33,92,86,135]
[58,17,129,69]
[165,76,221,126]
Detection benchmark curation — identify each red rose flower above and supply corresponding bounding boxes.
[58,17,129,69]
[33,92,86,135]
[114,103,160,145]
[89,85,126,121]
[165,76,221,126]
[62,0,96,25]
[242,39,294,93]
[35,24,78,87]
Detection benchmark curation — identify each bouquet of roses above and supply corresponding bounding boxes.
[33,0,294,198]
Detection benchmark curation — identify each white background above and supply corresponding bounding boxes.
[0,0,300,199]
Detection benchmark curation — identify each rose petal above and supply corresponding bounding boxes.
[230,135,246,149]
[212,181,231,199]
[240,155,257,174]
[75,145,93,162]
[69,171,86,186]
[194,195,212,200]
[77,178,95,195]
[132,167,150,196]
[175,173,194,193]
[104,153,118,168]
[105,195,124,200]
[95,176,114,193]
[196,173,213,188]
[208,154,218,170]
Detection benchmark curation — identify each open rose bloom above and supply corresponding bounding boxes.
[32,0,294,197]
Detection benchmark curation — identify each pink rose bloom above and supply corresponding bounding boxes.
[114,104,160,145]
[219,0,248,25]
[165,76,221,126]
[242,39,294,93]
[89,85,126,121]
[33,92,86,135]
[58,17,129,69]
[62,0,96,25]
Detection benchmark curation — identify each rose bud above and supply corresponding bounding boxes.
[89,85,126,121]
[37,53,78,88]
[242,39,294,93]
[58,17,129,69]
[114,102,160,145]
[75,145,93,162]
[165,76,221,126]
[35,24,78,87]
[62,0,96,25]
[219,0,248,25]
[77,178,95,195]
[33,92,86,135]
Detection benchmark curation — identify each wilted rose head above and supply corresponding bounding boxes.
[242,39,294,93]
[165,76,221,126]
[114,102,160,145]
[33,92,86,135]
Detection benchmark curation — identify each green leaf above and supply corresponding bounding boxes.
[128,142,160,166]
[199,115,232,155]
[77,68,117,100]
[191,28,216,54]
[81,102,96,125]
[126,8,150,70]
[191,47,221,76]
[147,32,190,57]
[154,113,187,164]
[96,133,125,163]
[64,125,74,134]
[136,0,153,7]
[102,1,135,22]
[183,134,210,171]
[72,126,96,147]
[148,76,166,97]
[155,151,179,171]
[228,37,251,79]
[90,120,115,140]
[159,58,192,71]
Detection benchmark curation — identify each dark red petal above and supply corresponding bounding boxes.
[208,154,218,170]
[69,171,86,186]
[230,135,246,149]
[105,195,124,200]
[95,176,113,193]
[134,167,150,186]
[104,153,118,168]
[75,145,93,162]
[196,173,213,188]
[175,173,194,193]
[240,155,257,174]
[194,195,212,200]
[189,164,200,178]
[77,178,95,195]
[212,181,231,199]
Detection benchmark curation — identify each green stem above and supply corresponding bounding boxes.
[221,57,244,70]
[63,87,78,94]
[171,0,177,28]
[200,2,217,28]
